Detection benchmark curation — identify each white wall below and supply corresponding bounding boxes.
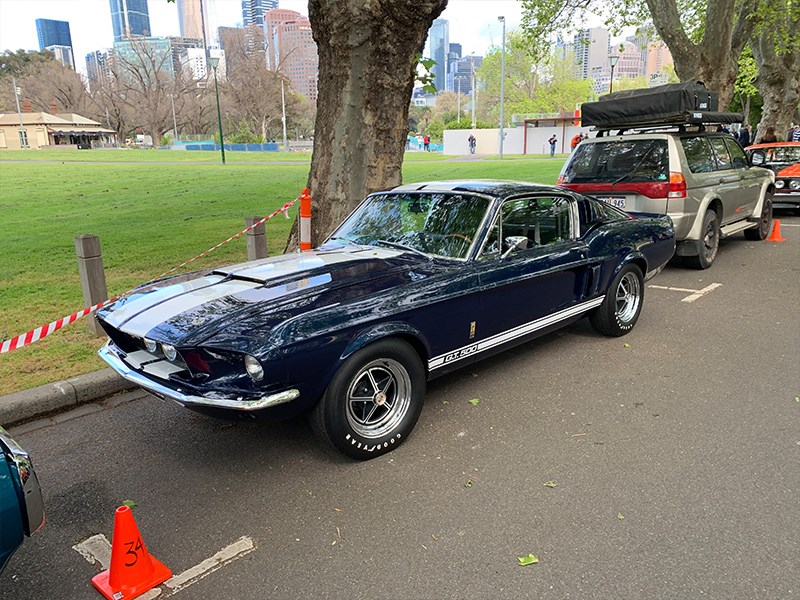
[443,125,593,156]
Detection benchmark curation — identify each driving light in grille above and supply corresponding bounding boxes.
[244,355,264,381]
[789,180,800,191]
[161,343,178,362]
[144,338,158,353]
[776,180,785,189]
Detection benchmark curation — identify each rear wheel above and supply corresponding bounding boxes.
[744,196,773,240]
[590,263,644,337]
[686,210,720,269]
[310,339,425,460]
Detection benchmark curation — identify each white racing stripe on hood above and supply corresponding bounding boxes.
[119,278,262,338]
[103,275,227,329]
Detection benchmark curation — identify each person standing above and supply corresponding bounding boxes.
[423,134,430,151]
[467,133,476,155]
[758,127,778,144]
[548,134,557,157]
[570,133,582,151]
[738,124,751,147]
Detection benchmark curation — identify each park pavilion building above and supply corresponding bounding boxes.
[0,112,117,150]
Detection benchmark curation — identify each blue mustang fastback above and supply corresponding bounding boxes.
[97,181,675,459]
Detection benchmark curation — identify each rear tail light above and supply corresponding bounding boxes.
[556,175,565,185]
[668,172,687,198]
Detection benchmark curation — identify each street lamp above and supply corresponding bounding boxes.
[471,60,476,129]
[208,54,225,165]
[11,77,28,149]
[498,16,506,159]
[609,55,619,94]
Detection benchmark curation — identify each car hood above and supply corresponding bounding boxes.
[98,245,440,347]
[775,163,800,177]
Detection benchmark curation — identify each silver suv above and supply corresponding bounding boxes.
[558,131,775,268]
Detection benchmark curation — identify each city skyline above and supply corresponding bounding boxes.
[0,0,527,75]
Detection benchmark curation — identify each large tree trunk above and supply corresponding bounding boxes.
[302,0,448,246]
[750,14,800,143]
[644,0,759,109]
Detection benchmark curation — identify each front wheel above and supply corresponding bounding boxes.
[744,196,773,240]
[590,264,644,337]
[310,339,425,460]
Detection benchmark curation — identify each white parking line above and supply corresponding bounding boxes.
[73,534,256,597]
[649,283,722,303]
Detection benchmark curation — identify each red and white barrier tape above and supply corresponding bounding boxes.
[1,195,301,355]
[158,198,297,278]
[1,298,116,355]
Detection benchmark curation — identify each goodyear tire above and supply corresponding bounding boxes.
[310,339,425,460]
[590,263,644,337]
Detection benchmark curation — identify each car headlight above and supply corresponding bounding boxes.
[144,338,158,353]
[775,180,785,189]
[161,343,177,362]
[244,355,264,381]
[789,179,800,191]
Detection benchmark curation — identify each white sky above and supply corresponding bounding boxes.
[0,0,529,73]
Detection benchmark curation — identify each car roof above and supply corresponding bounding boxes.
[389,180,564,199]
[745,141,800,150]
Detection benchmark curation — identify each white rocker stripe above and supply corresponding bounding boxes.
[428,296,605,371]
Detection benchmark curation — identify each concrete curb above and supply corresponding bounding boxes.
[0,369,136,427]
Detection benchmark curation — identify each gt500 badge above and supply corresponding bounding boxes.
[443,343,479,364]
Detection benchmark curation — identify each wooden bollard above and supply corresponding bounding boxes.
[74,234,108,336]
[245,216,268,260]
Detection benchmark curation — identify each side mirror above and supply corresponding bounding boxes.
[749,150,766,166]
[501,236,529,258]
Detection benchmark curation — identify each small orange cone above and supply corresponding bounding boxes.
[92,506,172,600]
[767,219,786,242]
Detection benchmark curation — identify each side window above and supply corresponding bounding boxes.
[681,136,715,173]
[480,196,572,258]
[724,137,749,169]
[709,137,733,171]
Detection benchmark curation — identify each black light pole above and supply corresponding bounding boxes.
[209,55,225,165]
[609,55,619,94]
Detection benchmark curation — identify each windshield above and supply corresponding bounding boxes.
[758,146,800,165]
[331,192,491,260]
[562,139,669,184]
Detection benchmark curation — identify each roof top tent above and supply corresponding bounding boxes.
[581,81,744,135]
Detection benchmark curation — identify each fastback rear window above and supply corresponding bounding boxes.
[563,139,669,184]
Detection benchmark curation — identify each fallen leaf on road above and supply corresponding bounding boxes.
[468,398,480,406]
[543,481,557,488]
[623,343,631,348]
[517,553,539,566]
[122,499,137,508]
[617,513,625,520]
[465,479,473,488]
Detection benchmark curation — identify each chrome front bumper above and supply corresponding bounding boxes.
[99,343,299,411]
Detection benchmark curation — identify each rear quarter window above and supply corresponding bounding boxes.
[563,139,669,184]
[680,136,715,173]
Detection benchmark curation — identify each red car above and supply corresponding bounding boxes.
[746,142,800,211]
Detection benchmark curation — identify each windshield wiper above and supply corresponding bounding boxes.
[611,143,658,185]
[374,239,430,259]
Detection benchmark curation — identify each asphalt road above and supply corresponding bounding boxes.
[3,213,799,600]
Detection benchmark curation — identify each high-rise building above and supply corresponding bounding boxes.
[179,47,209,80]
[86,50,113,85]
[176,0,209,49]
[572,27,609,80]
[36,19,75,68]
[427,19,449,93]
[264,8,318,101]
[242,0,278,27]
[109,0,151,41]
[113,37,186,79]
[452,54,482,98]
[445,42,462,92]
[645,40,673,77]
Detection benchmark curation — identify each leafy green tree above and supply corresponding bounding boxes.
[0,49,55,78]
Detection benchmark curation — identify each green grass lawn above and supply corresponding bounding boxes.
[0,151,564,395]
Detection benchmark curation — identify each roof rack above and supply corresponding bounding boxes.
[594,119,742,137]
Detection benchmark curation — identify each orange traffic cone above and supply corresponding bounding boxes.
[767,219,786,242]
[92,506,172,600]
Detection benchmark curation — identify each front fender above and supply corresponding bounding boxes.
[341,322,430,364]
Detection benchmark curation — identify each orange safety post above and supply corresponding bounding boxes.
[300,187,312,251]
